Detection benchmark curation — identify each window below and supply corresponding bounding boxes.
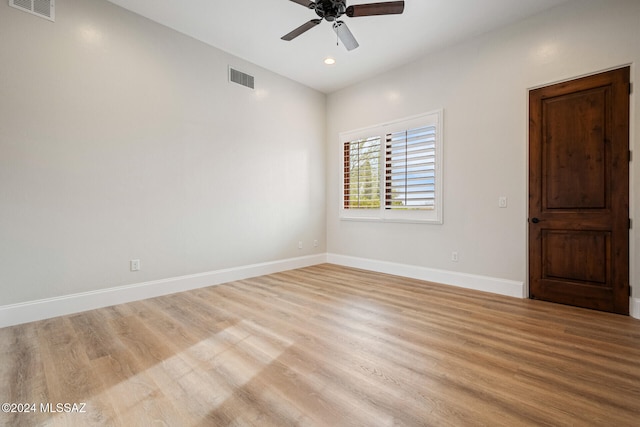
[341,110,443,223]
[343,136,381,209]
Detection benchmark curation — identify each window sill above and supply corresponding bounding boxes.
[339,215,443,225]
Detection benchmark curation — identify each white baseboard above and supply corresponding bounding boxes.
[4,253,635,328]
[631,297,640,320]
[327,253,526,299]
[0,254,327,328]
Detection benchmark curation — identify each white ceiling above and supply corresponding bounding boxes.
[105,0,572,93]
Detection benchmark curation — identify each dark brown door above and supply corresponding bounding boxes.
[529,67,630,315]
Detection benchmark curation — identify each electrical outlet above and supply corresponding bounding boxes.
[498,196,508,208]
[298,241,303,249]
[130,259,140,271]
[313,240,318,247]
[451,251,459,262]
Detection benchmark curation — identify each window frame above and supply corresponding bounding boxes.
[339,110,443,224]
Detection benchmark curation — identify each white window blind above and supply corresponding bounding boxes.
[340,110,443,223]
[385,125,436,210]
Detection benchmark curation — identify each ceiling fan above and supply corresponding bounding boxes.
[281,0,405,51]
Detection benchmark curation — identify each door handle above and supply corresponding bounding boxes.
[531,217,540,224]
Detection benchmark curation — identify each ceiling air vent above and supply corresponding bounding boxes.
[229,67,254,90]
[10,0,55,22]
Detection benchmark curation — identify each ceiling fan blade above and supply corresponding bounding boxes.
[333,21,359,51]
[346,1,405,17]
[288,0,315,8]
[281,19,322,41]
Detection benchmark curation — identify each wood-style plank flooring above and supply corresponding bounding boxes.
[1,264,639,426]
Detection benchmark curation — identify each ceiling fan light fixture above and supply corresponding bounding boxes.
[282,0,405,51]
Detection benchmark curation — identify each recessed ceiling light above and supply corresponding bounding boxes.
[324,57,336,65]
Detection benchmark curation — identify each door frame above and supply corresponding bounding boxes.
[526,65,632,314]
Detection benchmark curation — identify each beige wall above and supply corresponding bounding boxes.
[2,0,638,319]
[326,0,639,310]
[0,0,326,305]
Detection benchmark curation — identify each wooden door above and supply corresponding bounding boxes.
[529,67,630,315]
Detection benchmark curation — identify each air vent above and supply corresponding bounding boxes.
[10,0,55,21]
[229,67,254,90]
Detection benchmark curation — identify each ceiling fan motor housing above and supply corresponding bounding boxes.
[315,0,346,21]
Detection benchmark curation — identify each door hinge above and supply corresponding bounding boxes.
[630,150,633,162]
[630,82,633,95]
[630,218,633,229]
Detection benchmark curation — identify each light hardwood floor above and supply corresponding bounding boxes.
[1,264,639,426]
